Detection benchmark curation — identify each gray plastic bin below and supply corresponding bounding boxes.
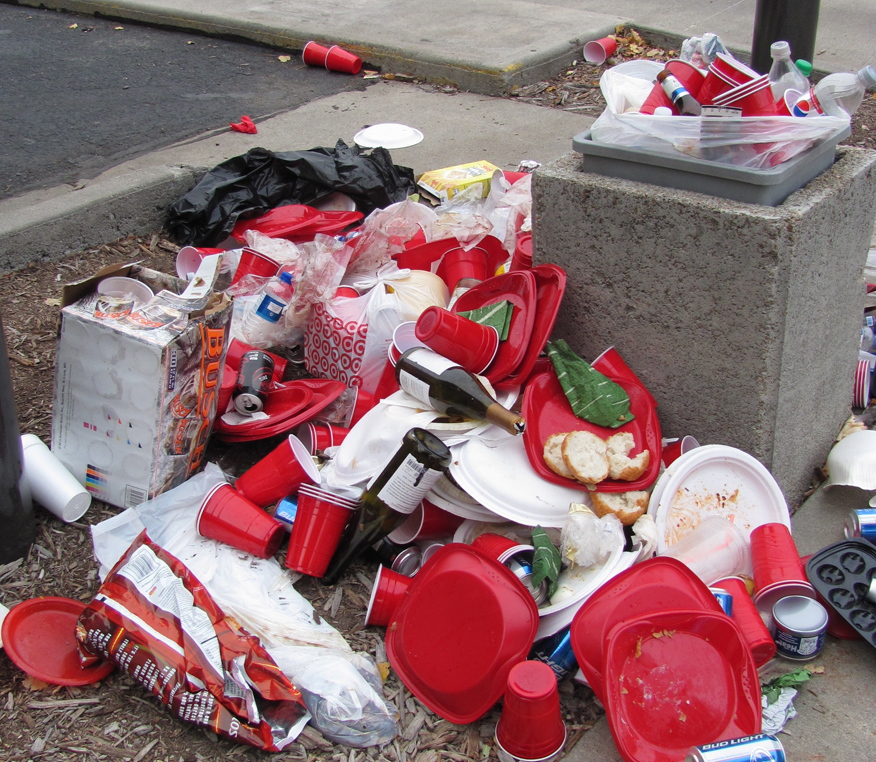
[572,124,851,206]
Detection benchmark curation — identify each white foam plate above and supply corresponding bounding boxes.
[425,489,503,521]
[450,434,591,527]
[312,192,357,212]
[353,123,424,149]
[649,445,790,576]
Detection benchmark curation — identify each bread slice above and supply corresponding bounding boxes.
[543,433,575,479]
[562,430,609,484]
[607,432,650,481]
[591,490,650,526]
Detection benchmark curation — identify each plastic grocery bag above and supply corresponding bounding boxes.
[166,141,418,246]
[590,60,849,169]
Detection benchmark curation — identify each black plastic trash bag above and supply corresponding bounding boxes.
[166,141,418,246]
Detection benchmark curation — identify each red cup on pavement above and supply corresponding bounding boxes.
[495,661,567,762]
[325,45,362,75]
[302,41,330,67]
[231,247,280,285]
[235,434,319,508]
[415,306,500,375]
[639,82,678,115]
[583,36,618,65]
[510,233,533,272]
[197,484,286,558]
[365,565,412,626]
[472,532,519,562]
[751,523,808,594]
[285,490,355,577]
[437,248,488,291]
[661,435,700,467]
[297,421,351,454]
[713,576,777,667]
[387,498,465,544]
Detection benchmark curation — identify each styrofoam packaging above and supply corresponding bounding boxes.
[51,264,232,509]
[20,434,91,522]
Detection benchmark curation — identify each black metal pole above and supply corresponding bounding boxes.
[0,311,36,564]
[751,0,821,74]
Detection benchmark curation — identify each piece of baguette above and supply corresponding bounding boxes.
[562,430,609,484]
[543,433,575,479]
[607,431,650,481]
[590,490,650,526]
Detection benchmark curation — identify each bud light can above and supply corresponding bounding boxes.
[844,508,876,543]
[686,733,785,762]
[232,350,274,415]
[530,627,577,682]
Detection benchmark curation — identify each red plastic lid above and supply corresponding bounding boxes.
[1,597,114,686]
[386,544,539,724]
[522,368,662,492]
[569,557,722,701]
[603,610,761,762]
[451,270,537,384]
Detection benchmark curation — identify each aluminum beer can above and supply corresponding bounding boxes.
[686,733,785,762]
[530,627,577,682]
[232,350,274,415]
[844,508,876,543]
[709,588,734,616]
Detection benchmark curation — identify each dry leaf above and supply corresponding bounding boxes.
[278,55,291,62]
[807,665,825,674]
[114,26,124,30]
[378,661,391,681]
[23,676,51,692]
[44,298,60,307]
[69,23,78,29]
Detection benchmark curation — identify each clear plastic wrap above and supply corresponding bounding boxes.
[560,503,625,568]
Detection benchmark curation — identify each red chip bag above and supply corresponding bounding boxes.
[76,532,308,751]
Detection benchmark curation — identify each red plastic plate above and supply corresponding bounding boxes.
[386,544,538,724]
[603,610,761,762]
[213,381,315,435]
[569,557,722,701]
[231,205,362,242]
[452,271,537,384]
[495,264,566,390]
[521,368,661,492]
[1,597,114,686]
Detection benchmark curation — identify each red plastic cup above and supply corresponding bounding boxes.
[235,434,320,508]
[224,338,287,382]
[713,576,777,667]
[387,498,465,544]
[639,82,678,115]
[365,565,412,626]
[197,484,286,558]
[389,321,427,368]
[231,247,280,285]
[472,532,519,562]
[349,387,377,426]
[711,53,758,85]
[583,36,618,65]
[698,67,737,106]
[415,306,500,374]
[176,246,225,280]
[325,45,362,75]
[510,233,533,272]
[718,81,777,116]
[661,435,700,467]
[297,421,351,454]
[437,248,489,291]
[776,88,803,116]
[334,286,360,298]
[302,41,330,67]
[495,661,566,761]
[665,59,707,99]
[751,523,808,595]
[285,491,355,577]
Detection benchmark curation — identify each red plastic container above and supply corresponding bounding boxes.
[415,306,499,375]
[197,484,286,558]
[234,434,319,507]
[231,247,280,285]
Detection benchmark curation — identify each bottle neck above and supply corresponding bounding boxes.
[485,403,526,435]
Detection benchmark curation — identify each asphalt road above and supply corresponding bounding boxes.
[0,4,373,200]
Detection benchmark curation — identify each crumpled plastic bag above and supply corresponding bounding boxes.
[560,502,626,568]
[166,141,418,246]
[590,60,849,169]
[631,513,658,561]
[679,33,729,69]
[266,646,399,747]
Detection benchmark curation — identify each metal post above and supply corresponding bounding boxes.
[751,0,821,74]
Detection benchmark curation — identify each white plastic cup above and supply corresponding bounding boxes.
[20,435,91,522]
[96,276,154,307]
[660,514,748,585]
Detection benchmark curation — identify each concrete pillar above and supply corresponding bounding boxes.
[533,147,876,508]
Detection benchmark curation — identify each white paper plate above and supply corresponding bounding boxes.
[312,192,357,212]
[650,445,790,576]
[425,489,503,521]
[353,123,424,149]
[450,435,591,527]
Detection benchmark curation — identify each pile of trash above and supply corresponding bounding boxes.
[2,132,874,762]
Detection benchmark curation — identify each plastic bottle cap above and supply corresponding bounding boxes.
[859,65,876,90]
[279,271,294,285]
[795,59,813,77]
[770,41,791,59]
[654,106,673,116]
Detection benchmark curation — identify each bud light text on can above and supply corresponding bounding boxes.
[686,733,785,762]
[844,507,876,543]
[233,350,274,415]
[530,626,577,682]
[709,588,734,616]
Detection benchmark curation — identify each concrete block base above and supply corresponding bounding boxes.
[533,147,876,507]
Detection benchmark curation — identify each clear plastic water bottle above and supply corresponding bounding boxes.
[768,42,809,102]
[810,65,876,117]
[242,270,294,342]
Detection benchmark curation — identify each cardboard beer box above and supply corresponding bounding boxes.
[51,262,231,509]
[417,160,501,202]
